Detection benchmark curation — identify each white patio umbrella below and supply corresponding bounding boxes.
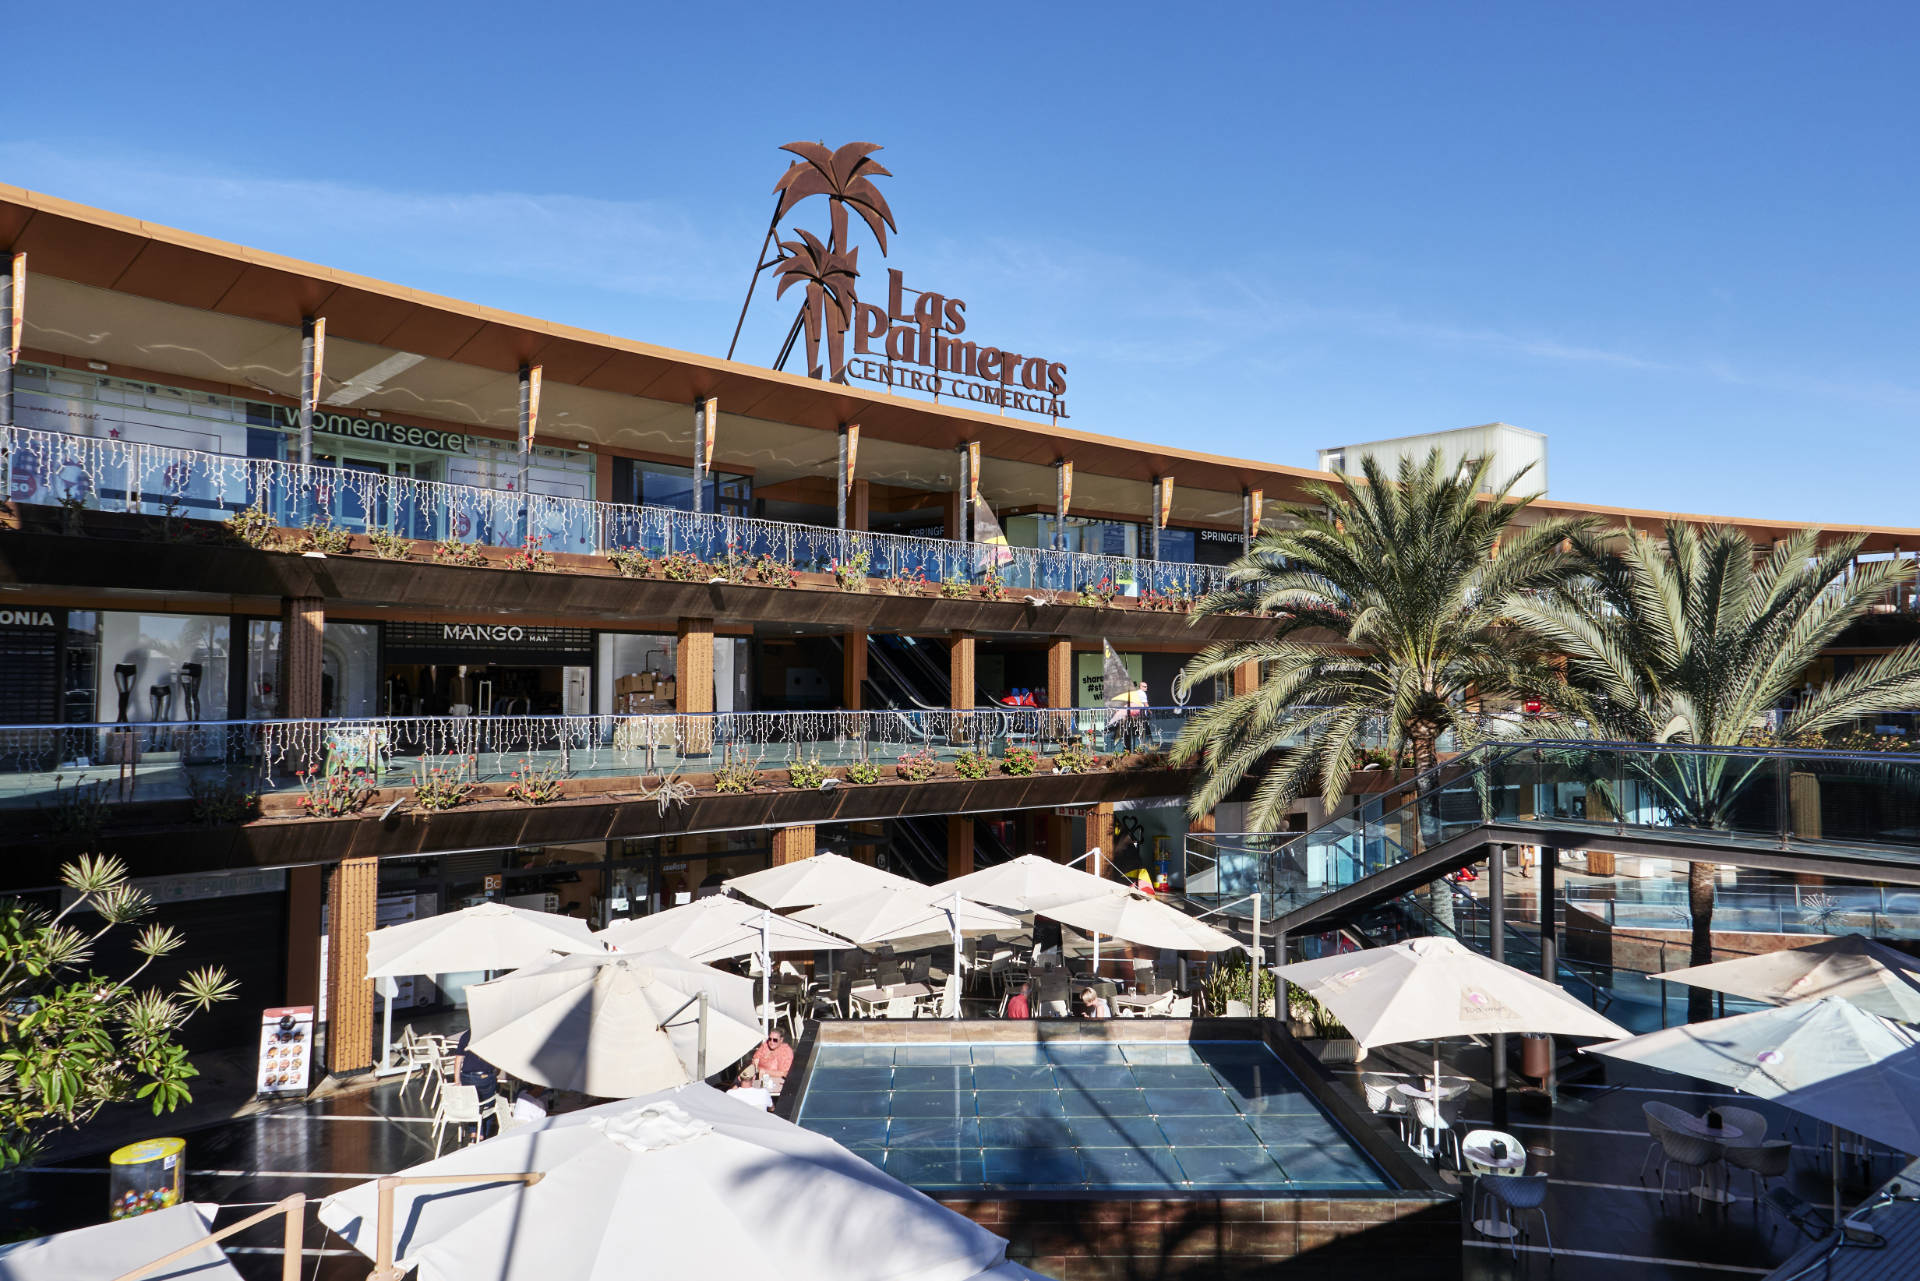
[794,887,1021,1016]
[467,950,761,1095]
[724,852,923,910]
[318,1084,1047,1281]
[364,900,603,1074]
[0,1202,243,1281]
[1586,996,1920,1223]
[1654,933,1920,1024]
[939,853,1131,913]
[598,895,853,1033]
[1038,889,1242,955]
[1275,936,1629,1091]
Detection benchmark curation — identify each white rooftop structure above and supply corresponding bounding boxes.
[1318,422,1548,496]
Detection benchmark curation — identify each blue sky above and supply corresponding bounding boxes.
[7,2,1916,526]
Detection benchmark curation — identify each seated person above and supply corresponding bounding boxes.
[740,1029,795,1092]
[1005,981,1033,1020]
[1077,986,1112,1019]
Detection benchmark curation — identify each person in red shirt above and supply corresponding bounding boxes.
[746,1030,794,1089]
[1005,982,1032,1019]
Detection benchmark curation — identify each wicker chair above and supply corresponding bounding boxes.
[1726,1140,1793,1207]
[1644,1102,1725,1207]
[1715,1105,1769,1146]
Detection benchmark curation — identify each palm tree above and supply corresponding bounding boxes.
[773,230,861,381]
[769,142,896,379]
[1508,522,1920,1019]
[1171,450,1598,855]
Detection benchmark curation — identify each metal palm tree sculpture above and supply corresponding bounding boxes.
[772,229,861,381]
[1508,522,1920,1018]
[1172,450,1598,831]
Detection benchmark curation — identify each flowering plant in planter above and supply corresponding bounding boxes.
[979,569,1007,602]
[304,516,354,555]
[831,550,871,593]
[1053,740,1108,774]
[608,546,654,578]
[365,527,412,560]
[296,764,377,817]
[1078,577,1118,608]
[504,758,567,805]
[412,757,479,811]
[846,759,882,785]
[953,749,992,779]
[1000,743,1041,776]
[786,755,830,789]
[939,576,969,599]
[657,550,705,582]
[712,746,763,793]
[751,554,798,588]
[433,538,491,568]
[507,535,557,572]
[888,566,931,596]
[225,503,279,550]
[895,748,941,782]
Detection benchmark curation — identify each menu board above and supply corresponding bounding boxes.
[256,1005,314,1098]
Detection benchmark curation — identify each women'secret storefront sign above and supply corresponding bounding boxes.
[265,404,469,455]
[841,270,1069,418]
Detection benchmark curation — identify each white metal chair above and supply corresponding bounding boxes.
[1412,1096,1460,1168]
[432,1084,484,1156]
[882,995,918,1019]
[1167,996,1194,1017]
[1362,1074,1410,1142]
[488,1093,521,1133]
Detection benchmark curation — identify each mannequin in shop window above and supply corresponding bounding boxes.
[148,680,173,724]
[179,663,203,723]
[113,664,137,724]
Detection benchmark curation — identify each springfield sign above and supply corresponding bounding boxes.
[843,270,1069,418]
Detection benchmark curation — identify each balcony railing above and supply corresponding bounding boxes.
[0,706,1199,813]
[4,425,1232,599]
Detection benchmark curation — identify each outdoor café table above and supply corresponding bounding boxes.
[1462,1130,1527,1238]
[1667,1110,1750,1203]
[726,1085,774,1112]
[849,982,931,1015]
[1112,992,1169,1014]
[1394,1080,1469,1104]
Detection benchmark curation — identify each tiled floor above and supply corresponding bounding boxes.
[796,1039,1388,1194]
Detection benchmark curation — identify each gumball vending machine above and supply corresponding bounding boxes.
[107,1137,185,1219]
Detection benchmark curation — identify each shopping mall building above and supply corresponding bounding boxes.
[1,184,1915,1073]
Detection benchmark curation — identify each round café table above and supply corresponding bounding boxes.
[1666,1110,1750,1203]
[1462,1131,1527,1238]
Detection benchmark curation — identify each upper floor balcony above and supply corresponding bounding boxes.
[5,424,1237,605]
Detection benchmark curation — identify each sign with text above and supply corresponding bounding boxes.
[843,270,1068,417]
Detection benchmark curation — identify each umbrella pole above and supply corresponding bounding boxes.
[951,891,962,1019]
[699,990,710,1081]
[1832,1126,1841,1229]
[760,910,772,1036]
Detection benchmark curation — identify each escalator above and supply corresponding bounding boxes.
[866,634,950,709]
[878,815,1021,886]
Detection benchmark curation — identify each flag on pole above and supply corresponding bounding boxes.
[526,365,543,444]
[8,253,24,362]
[972,495,1014,567]
[1249,488,1263,538]
[1102,640,1133,703]
[309,316,326,408]
[701,397,719,468]
[1157,476,1175,529]
[1059,460,1073,516]
[843,423,859,495]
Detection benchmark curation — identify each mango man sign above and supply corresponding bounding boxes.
[842,270,1069,418]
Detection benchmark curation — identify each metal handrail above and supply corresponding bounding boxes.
[3,423,1233,597]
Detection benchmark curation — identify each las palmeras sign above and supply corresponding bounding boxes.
[734,142,1070,420]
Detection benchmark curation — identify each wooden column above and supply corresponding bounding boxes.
[1046,812,1076,864]
[1231,659,1260,699]
[285,865,323,1009]
[941,490,964,541]
[849,479,870,532]
[843,631,867,711]
[1086,802,1115,876]
[771,826,815,866]
[678,617,714,753]
[279,597,325,718]
[1046,638,1073,708]
[947,815,975,879]
[949,632,975,709]
[324,856,378,1076]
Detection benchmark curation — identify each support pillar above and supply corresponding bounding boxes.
[1046,638,1073,710]
[1086,802,1114,876]
[324,856,378,1076]
[849,479,870,532]
[1488,844,1508,1127]
[1046,812,1076,864]
[678,618,715,753]
[1149,477,1165,563]
[279,597,325,719]
[0,253,17,427]
[949,632,976,740]
[1540,845,1558,1098]
[1231,660,1260,699]
[1054,460,1071,549]
[285,865,323,1009]
[947,815,975,879]
[771,826,816,866]
[941,490,964,542]
[842,631,867,711]
[298,317,318,467]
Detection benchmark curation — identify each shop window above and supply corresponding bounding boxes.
[96,612,230,724]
